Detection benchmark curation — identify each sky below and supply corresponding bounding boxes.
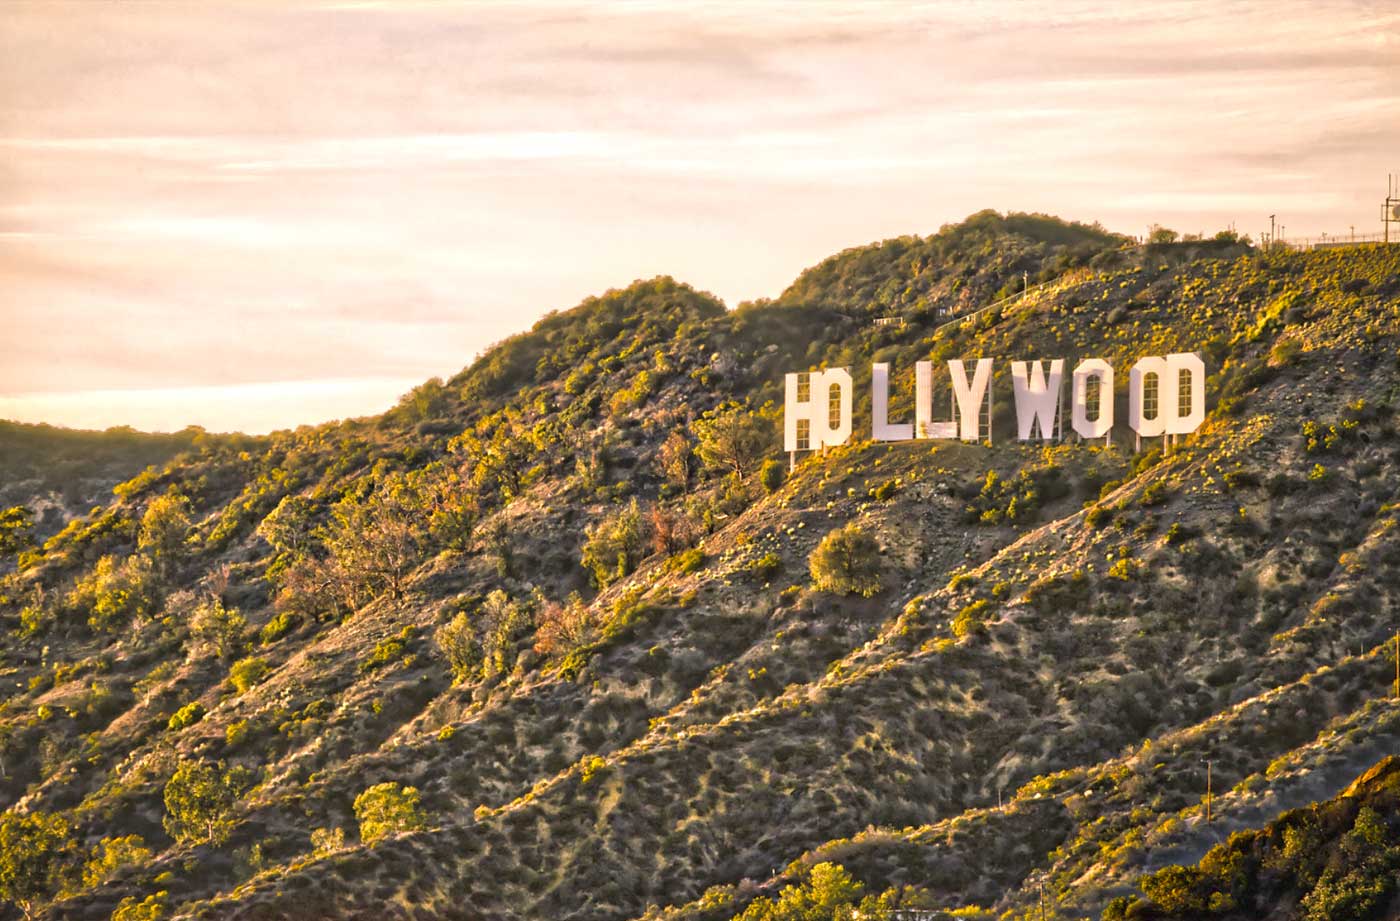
[1,0,1398,434]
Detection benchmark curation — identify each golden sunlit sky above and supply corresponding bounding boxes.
[2,0,1398,434]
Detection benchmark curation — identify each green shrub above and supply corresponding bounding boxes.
[434,611,480,683]
[664,547,706,575]
[1140,864,1208,912]
[749,553,781,581]
[870,479,899,501]
[953,600,990,638]
[83,834,152,887]
[258,611,299,645]
[809,524,883,597]
[759,458,786,493]
[112,891,168,921]
[225,719,250,747]
[311,826,345,856]
[228,657,270,694]
[354,782,426,845]
[167,702,205,731]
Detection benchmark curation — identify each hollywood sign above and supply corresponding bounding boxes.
[783,353,1205,454]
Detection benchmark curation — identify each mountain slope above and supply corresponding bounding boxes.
[1,215,1398,921]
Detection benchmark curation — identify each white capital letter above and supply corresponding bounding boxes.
[1071,358,1114,439]
[1011,359,1064,441]
[915,361,958,439]
[871,363,913,442]
[949,359,993,442]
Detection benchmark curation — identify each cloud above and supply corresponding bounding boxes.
[2,0,1397,432]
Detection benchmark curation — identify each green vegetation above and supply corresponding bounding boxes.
[0,811,71,918]
[353,782,427,845]
[809,524,883,597]
[0,216,1397,921]
[162,760,253,846]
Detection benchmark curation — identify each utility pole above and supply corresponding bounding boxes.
[1269,214,1276,248]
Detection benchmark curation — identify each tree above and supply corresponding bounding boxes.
[138,492,192,577]
[0,506,36,560]
[738,862,869,921]
[0,811,73,919]
[1148,224,1180,245]
[809,524,884,597]
[693,402,769,481]
[320,473,435,605]
[534,593,593,657]
[69,555,158,633]
[580,499,648,588]
[257,494,319,559]
[397,376,448,423]
[190,597,247,661]
[434,611,481,683]
[655,430,693,490]
[1140,864,1208,913]
[163,760,252,846]
[353,782,426,845]
[479,590,531,677]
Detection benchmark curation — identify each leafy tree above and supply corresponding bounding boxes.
[0,811,74,919]
[809,524,883,597]
[353,782,426,845]
[693,402,769,480]
[479,590,532,677]
[738,862,871,921]
[321,474,434,605]
[534,593,593,657]
[433,611,481,683]
[451,417,531,504]
[480,517,514,578]
[138,492,192,577]
[82,834,151,888]
[581,499,648,588]
[1140,864,1208,913]
[257,494,319,559]
[69,554,158,633]
[190,597,247,661]
[0,506,36,560]
[162,760,252,846]
[1148,225,1180,245]
[397,376,449,422]
[655,430,693,491]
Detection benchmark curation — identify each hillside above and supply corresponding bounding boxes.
[1,212,1399,921]
[0,422,217,545]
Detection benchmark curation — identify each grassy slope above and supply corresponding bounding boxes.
[0,216,1396,921]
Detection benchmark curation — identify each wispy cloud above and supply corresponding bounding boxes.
[1,0,1397,432]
